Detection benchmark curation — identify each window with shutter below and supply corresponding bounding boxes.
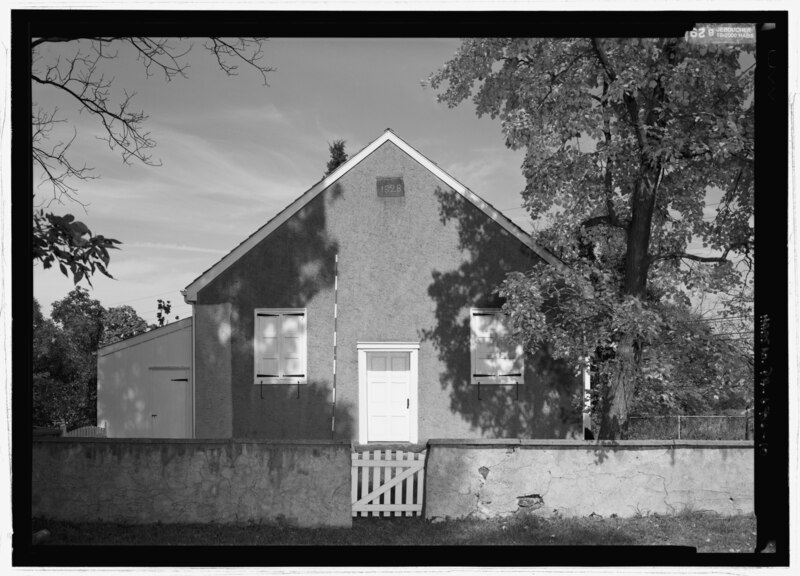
[254,308,307,384]
[470,308,524,384]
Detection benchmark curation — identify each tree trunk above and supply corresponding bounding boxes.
[599,168,659,438]
[623,168,659,297]
[598,335,637,439]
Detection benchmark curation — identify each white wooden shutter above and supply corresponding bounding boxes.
[471,309,524,384]
[254,309,307,383]
[256,313,281,378]
[281,312,306,379]
[473,312,497,377]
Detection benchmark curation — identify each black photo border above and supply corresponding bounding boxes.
[10,8,790,569]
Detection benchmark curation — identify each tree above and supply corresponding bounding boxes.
[33,289,150,427]
[100,305,149,347]
[33,298,89,428]
[630,305,752,417]
[32,37,273,283]
[428,38,754,437]
[51,287,105,353]
[325,139,348,175]
[46,288,106,426]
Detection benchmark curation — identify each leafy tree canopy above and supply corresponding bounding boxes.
[100,305,150,347]
[33,289,150,428]
[429,38,754,437]
[51,286,106,353]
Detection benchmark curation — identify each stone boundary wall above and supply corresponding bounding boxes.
[32,438,352,527]
[425,439,753,521]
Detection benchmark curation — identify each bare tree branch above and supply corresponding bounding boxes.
[31,36,273,204]
[32,107,97,204]
[205,37,274,86]
[655,237,753,264]
[678,253,731,263]
[31,36,273,284]
[126,37,192,80]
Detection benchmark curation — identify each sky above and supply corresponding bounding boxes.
[31,36,743,326]
[32,37,536,325]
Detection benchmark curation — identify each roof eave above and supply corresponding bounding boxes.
[182,130,396,302]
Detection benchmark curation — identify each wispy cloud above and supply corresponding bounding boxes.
[32,38,546,325]
[125,242,229,255]
[218,103,292,127]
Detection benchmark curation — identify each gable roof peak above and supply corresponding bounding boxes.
[182,130,563,302]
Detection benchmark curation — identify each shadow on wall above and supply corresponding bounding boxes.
[201,190,340,309]
[236,380,354,439]
[198,187,343,439]
[421,187,582,439]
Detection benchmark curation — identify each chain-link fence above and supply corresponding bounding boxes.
[623,415,752,440]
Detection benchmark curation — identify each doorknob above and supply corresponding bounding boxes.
[407,399,409,409]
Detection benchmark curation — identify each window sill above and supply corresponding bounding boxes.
[471,378,523,385]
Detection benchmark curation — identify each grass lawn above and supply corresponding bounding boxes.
[32,511,758,552]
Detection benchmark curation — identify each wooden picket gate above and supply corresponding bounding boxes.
[351,449,426,517]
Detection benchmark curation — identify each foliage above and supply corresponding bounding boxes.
[630,305,752,416]
[499,262,752,428]
[100,305,149,347]
[33,209,120,285]
[325,139,348,175]
[51,287,106,352]
[33,299,86,427]
[32,37,273,284]
[155,299,173,328]
[33,298,91,427]
[33,289,149,427]
[429,38,754,436]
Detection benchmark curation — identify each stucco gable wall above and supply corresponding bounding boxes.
[195,141,582,440]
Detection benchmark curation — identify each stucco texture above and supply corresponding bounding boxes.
[97,318,192,438]
[424,440,754,520]
[195,140,581,441]
[32,439,352,527]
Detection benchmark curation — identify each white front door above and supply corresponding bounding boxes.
[366,352,411,442]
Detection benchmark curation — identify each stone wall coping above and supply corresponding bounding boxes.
[32,437,351,446]
[32,437,754,448]
[352,442,428,452]
[427,438,754,448]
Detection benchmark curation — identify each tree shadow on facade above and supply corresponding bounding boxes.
[196,192,352,439]
[214,194,340,308]
[236,380,354,439]
[421,187,582,439]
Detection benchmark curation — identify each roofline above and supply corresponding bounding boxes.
[97,316,193,356]
[384,132,566,271]
[183,129,564,302]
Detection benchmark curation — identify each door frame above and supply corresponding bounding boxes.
[357,342,419,444]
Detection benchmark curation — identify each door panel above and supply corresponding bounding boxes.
[367,352,410,441]
[152,369,191,438]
